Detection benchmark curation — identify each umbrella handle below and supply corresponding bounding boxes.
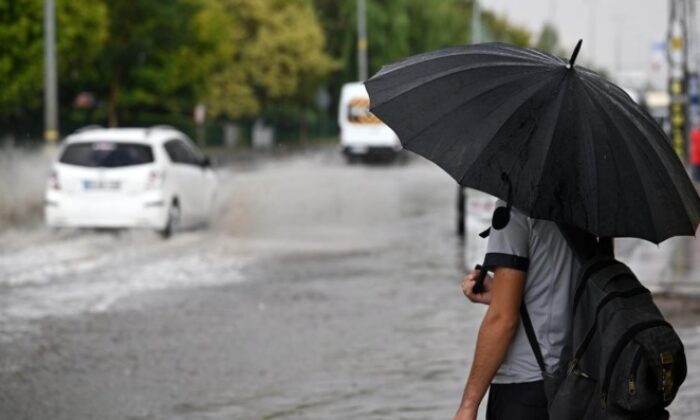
[568,39,583,68]
[472,264,488,294]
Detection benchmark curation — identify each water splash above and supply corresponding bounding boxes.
[0,147,51,229]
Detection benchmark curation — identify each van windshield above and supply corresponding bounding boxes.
[59,142,154,167]
[347,97,381,124]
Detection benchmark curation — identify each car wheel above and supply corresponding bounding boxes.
[160,201,180,239]
[202,191,216,229]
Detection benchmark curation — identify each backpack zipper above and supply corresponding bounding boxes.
[600,320,672,409]
[628,346,643,395]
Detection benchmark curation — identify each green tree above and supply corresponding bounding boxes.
[314,0,469,120]
[316,0,468,80]
[535,22,560,54]
[0,0,107,117]
[480,10,531,46]
[405,0,468,51]
[313,0,531,120]
[205,0,336,120]
[97,0,216,126]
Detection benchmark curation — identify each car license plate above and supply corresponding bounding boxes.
[83,180,120,190]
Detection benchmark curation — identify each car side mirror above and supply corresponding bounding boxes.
[201,156,211,168]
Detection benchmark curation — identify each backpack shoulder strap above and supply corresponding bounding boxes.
[521,303,546,372]
[519,224,612,374]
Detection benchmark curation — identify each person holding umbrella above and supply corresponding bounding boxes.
[456,200,577,420]
[366,40,700,420]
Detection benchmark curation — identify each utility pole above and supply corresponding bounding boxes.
[686,0,700,130]
[460,0,483,238]
[357,0,368,81]
[668,0,688,159]
[587,0,596,66]
[471,0,482,43]
[44,0,58,143]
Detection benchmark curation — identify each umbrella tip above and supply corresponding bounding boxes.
[567,39,583,69]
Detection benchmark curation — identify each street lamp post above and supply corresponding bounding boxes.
[668,0,688,159]
[357,0,368,81]
[471,0,482,44]
[686,0,700,131]
[587,0,596,66]
[459,0,485,237]
[44,0,58,143]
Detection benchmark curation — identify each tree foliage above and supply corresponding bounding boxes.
[0,0,107,116]
[97,0,214,125]
[1,0,540,136]
[315,0,469,85]
[366,0,470,74]
[205,0,336,119]
[314,0,532,117]
[480,10,531,47]
[535,22,560,54]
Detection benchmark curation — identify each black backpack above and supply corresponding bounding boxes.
[520,225,687,420]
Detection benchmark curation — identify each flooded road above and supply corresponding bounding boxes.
[0,147,698,419]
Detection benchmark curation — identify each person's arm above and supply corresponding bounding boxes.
[454,267,526,420]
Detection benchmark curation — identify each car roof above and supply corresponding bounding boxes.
[63,126,188,145]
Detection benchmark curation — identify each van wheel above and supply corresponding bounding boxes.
[345,153,361,164]
[160,202,180,239]
[396,151,409,165]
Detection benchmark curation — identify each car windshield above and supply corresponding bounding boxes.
[59,142,154,167]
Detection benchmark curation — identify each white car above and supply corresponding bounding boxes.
[45,126,217,237]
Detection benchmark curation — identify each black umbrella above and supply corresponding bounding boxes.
[366,41,700,245]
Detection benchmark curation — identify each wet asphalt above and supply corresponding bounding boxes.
[0,147,698,419]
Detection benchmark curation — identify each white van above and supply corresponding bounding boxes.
[338,82,401,162]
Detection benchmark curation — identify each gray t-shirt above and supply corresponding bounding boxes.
[484,200,578,384]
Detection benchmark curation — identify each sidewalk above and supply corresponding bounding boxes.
[619,235,700,296]
[618,234,700,319]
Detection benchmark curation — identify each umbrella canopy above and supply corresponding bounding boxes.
[366,41,700,244]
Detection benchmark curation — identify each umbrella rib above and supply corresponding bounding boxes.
[456,75,565,188]
[571,77,600,234]
[584,80,700,239]
[400,73,557,149]
[584,77,680,162]
[546,74,601,235]
[370,62,548,107]
[505,45,564,65]
[580,81,661,241]
[377,48,533,77]
[528,75,577,224]
[578,70,674,147]
[375,44,562,78]
[470,43,563,65]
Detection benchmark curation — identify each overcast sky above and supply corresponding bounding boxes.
[481,0,669,84]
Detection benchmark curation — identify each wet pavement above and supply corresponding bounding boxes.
[0,147,699,419]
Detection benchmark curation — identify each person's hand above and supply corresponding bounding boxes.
[462,266,493,305]
[454,405,477,420]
